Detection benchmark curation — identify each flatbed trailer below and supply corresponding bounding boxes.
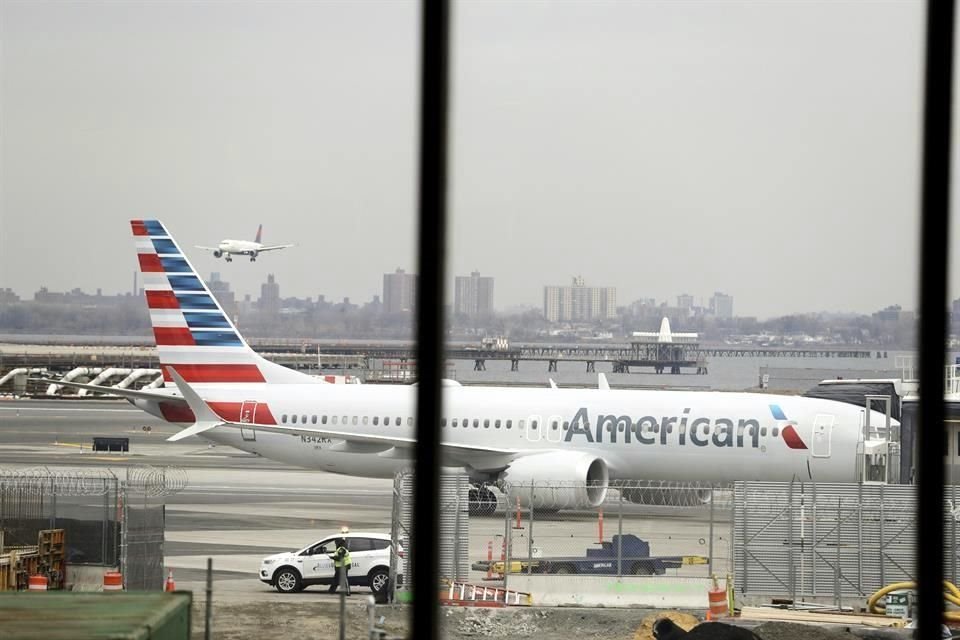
[472,534,707,576]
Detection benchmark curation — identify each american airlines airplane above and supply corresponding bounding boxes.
[55,220,895,512]
[196,224,293,262]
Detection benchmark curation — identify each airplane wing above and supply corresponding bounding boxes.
[165,367,523,470]
[35,378,184,404]
[194,245,221,252]
[256,244,294,252]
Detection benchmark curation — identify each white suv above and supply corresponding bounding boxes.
[259,532,398,601]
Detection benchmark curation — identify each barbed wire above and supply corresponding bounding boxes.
[0,465,187,497]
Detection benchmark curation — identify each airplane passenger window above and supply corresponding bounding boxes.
[395,417,401,426]
[407,417,413,426]
[531,420,538,430]
[618,424,624,432]
[332,416,338,425]
[495,420,501,429]
[383,416,388,425]
[373,417,379,425]
[312,415,317,424]
[518,420,524,429]
[761,427,767,436]
[483,419,489,428]
[292,415,298,424]
[322,416,327,425]
[441,418,447,427]
[452,418,458,427]
[302,415,307,424]
[771,427,778,437]
[363,416,369,425]
[343,416,348,424]
[552,421,558,430]
[563,421,569,431]
[352,416,358,425]
[506,420,512,429]
[281,414,288,424]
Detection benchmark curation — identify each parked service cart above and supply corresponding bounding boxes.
[473,534,706,576]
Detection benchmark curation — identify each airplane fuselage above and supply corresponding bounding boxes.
[138,383,873,483]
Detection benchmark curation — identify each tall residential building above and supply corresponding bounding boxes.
[454,271,495,317]
[259,274,281,314]
[543,276,616,322]
[206,272,236,316]
[383,268,418,313]
[709,292,734,319]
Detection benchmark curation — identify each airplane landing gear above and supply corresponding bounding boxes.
[250,256,257,262]
[225,255,233,262]
[468,485,497,516]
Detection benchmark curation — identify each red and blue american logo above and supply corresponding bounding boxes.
[770,404,807,450]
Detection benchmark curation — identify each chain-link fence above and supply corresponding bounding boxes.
[488,480,731,606]
[733,480,960,603]
[0,466,185,590]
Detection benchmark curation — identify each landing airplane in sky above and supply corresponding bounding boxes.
[52,220,896,512]
[196,224,293,262]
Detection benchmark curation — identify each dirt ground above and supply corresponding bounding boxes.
[190,601,916,640]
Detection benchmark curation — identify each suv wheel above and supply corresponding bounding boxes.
[274,567,302,593]
[369,568,390,603]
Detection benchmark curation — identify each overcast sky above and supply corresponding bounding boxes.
[0,1,947,319]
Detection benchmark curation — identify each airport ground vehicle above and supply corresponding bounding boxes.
[474,534,705,576]
[259,532,399,601]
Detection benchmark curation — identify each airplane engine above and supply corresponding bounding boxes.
[213,250,222,258]
[499,452,608,510]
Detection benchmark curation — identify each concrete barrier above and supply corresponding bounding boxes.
[507,575,712,608]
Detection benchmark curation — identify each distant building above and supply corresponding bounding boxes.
[0,288,20,304]
[383,268,418,313]
[454,271,495,318]
[543,276,616,323]
[873,304,915,324]
[259,274,281,315]
[206,272,236,316]
[709,292,734,319]
[677,294,694,310]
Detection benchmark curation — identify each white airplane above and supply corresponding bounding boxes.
[196,224,293,262]
[53,220,897,513]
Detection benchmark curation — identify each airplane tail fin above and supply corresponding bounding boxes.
[255,224,262,244]
[131,219,315,385]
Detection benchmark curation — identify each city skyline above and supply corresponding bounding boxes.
[1,2,950,318]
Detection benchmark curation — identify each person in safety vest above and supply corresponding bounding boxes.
[328,538,351,595]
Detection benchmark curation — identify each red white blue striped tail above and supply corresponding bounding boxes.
[132,219,313,385]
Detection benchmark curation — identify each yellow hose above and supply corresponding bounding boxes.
[868,581,960,621]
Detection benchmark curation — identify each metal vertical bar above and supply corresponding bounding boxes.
[617,490,623,577]
[708,486,715,576]
[204,558,213,640]
[857,482,863,593]
[788,481,795,606]
[527,497,534,576]
[413,0,449,638]
[917,2,953,636]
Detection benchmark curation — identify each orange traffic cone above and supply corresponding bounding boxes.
[165,569,175,592]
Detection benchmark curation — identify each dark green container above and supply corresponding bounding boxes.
[0,592,192,639]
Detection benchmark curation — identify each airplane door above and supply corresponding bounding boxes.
[812,414,833,458]
[239,400,258,442]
